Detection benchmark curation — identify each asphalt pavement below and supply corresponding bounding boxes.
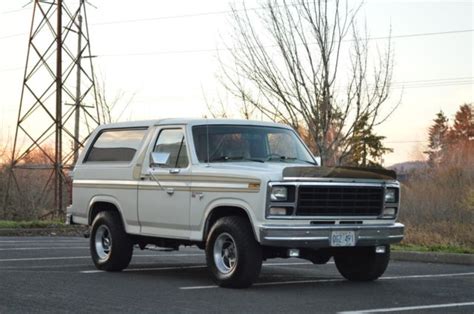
[0,236,473,313]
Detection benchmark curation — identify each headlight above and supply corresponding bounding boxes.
[270,186,287,201]
[384,188,397,203]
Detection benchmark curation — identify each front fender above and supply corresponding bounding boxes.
[198,197,260,242]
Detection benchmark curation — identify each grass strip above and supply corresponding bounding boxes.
[0,220,65,229]
[393,243,474,254]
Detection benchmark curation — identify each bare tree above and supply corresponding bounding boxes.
[220,0,396,165]
[95,76,135,124]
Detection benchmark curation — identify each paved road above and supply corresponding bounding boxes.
[0,236,473,313]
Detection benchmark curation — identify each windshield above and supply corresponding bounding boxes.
[192,125,315,164]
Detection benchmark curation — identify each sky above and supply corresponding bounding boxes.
[0,0,472,166]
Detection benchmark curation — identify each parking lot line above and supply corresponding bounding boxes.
[0,253,204,262]
[181,278,344,290]
[80,261,316,274]
[0,246,89,251]
[380,272,474,280]
[0,239,85,244]
[338,301,474,313]
[179,271,474,290]
[82,265,208,273]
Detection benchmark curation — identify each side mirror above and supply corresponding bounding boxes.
[150,152,170,167]
[313,156,321,166]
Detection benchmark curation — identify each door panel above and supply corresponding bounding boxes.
[138,128,191,239]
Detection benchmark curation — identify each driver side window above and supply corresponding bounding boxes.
[153,129,189,168]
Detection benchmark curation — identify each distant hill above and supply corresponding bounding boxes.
[388,160,428,174]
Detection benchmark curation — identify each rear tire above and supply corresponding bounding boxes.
[334,246,390,281]
[205,216,262,288]
[90,211,133,271]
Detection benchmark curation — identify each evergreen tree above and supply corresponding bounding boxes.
[426,111,449,167]
[445,104,474,166]
[449,104,473,142]
[345,114,393,167]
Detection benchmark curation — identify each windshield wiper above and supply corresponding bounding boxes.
[267,155,316,165]
[209,156,265,163]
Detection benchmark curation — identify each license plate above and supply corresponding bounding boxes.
[330,231,356,247]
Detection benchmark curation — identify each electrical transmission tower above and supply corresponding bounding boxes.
[4,0,101,219]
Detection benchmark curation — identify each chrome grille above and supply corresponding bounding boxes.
[296,186,384,216]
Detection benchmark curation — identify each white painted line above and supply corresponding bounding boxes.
[380,272,474,280]
[81,270,104,274]
[0,253,203,262]
[0,240,86,243]
[180,278,343,290]
[0,246,89,251]
[339,301,474,313]
[179,271,474,290]
[80,261,317,274]
[0,256,90,262]
[1,263,90,270]
[263,261,334,266]
[81,265,207,274]
[263,261,313,266]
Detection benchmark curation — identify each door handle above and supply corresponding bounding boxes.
[165,188,175,195]
[169,168,180,174]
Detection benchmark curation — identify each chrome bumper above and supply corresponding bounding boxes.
[259,222,404,248]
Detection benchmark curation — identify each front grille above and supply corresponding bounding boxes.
[296,186,384,216]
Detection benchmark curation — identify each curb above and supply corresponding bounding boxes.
[392,251,474,266]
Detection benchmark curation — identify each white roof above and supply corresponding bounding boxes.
[96,118,292,130]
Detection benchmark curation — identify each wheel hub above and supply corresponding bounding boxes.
[213,232,238,274]
[95,225,112,261]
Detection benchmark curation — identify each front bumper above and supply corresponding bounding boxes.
[259,222,404,248]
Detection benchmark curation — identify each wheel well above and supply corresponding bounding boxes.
[204,206,255,241]
[88,202,120,225]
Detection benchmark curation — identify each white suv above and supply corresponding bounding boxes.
[67,118,404,288]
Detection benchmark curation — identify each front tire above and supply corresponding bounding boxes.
[205,216,262,288]
[334,246,390,281]
[90,211,133,271]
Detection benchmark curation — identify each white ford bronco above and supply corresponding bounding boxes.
[67,118,404,288]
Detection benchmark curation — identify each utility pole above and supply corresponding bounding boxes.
[3,0,101,219]
[55,0,63,214]
[74,15,83,164]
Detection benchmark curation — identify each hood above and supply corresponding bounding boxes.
[194,162,306,181]
[283,166,397,180]
[195,163,396,182]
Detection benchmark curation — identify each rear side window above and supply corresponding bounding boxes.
[85,128,147,163]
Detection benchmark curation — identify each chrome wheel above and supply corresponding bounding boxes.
[95,225,112,261]
[213,232,238,274]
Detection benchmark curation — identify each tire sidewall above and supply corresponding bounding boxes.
[205,216,262,287]
[90,212,113,268]
[90,211,132,271]
[207,224,240,281]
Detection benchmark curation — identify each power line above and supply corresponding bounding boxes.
[392,76,474,84]
[92,9,234,26]
[0,66,23,73]
[97,29,474,58]
[1,7,28,15]
[0,2,473,42]
[89,2,304,26]
[0,58,472,91]
[0,33,24,40]
[373,29,474,40]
